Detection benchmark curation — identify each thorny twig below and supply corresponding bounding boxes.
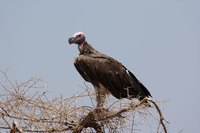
[147,98,169,133]
[0,70,169,132]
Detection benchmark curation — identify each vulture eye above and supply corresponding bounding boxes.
[78,34,81,37]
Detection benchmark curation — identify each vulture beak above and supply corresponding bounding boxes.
[68,37,76,44]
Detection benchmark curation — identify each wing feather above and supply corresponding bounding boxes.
[74,54,151,99]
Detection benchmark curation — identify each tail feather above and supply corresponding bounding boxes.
[127,68,152,98]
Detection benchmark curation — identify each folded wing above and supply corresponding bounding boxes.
[74,54,152,100]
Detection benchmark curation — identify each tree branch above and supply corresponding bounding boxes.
[0,70,169,133]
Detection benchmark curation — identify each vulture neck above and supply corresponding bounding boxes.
[78,41,98,55]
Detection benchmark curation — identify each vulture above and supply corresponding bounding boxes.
[68,32,152,107]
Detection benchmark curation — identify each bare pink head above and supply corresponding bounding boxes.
[68,32,86,45]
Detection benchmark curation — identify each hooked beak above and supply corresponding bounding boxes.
[68,37,76,44]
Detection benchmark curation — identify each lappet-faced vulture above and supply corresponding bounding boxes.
[68,32,152,107]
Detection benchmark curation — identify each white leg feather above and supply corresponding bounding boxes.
[94,84,109,108]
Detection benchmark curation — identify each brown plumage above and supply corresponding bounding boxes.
[68,32,152,107]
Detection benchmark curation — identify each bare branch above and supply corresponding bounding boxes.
[147,98,169,133]
[0,70,169,132]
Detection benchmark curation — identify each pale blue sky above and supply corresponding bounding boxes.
[0,0,200,132]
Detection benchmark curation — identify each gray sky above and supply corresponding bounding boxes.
[0,0,199,132]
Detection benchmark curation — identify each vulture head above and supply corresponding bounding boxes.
[68,32,86,45]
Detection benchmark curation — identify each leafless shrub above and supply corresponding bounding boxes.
[0,69,169,133]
